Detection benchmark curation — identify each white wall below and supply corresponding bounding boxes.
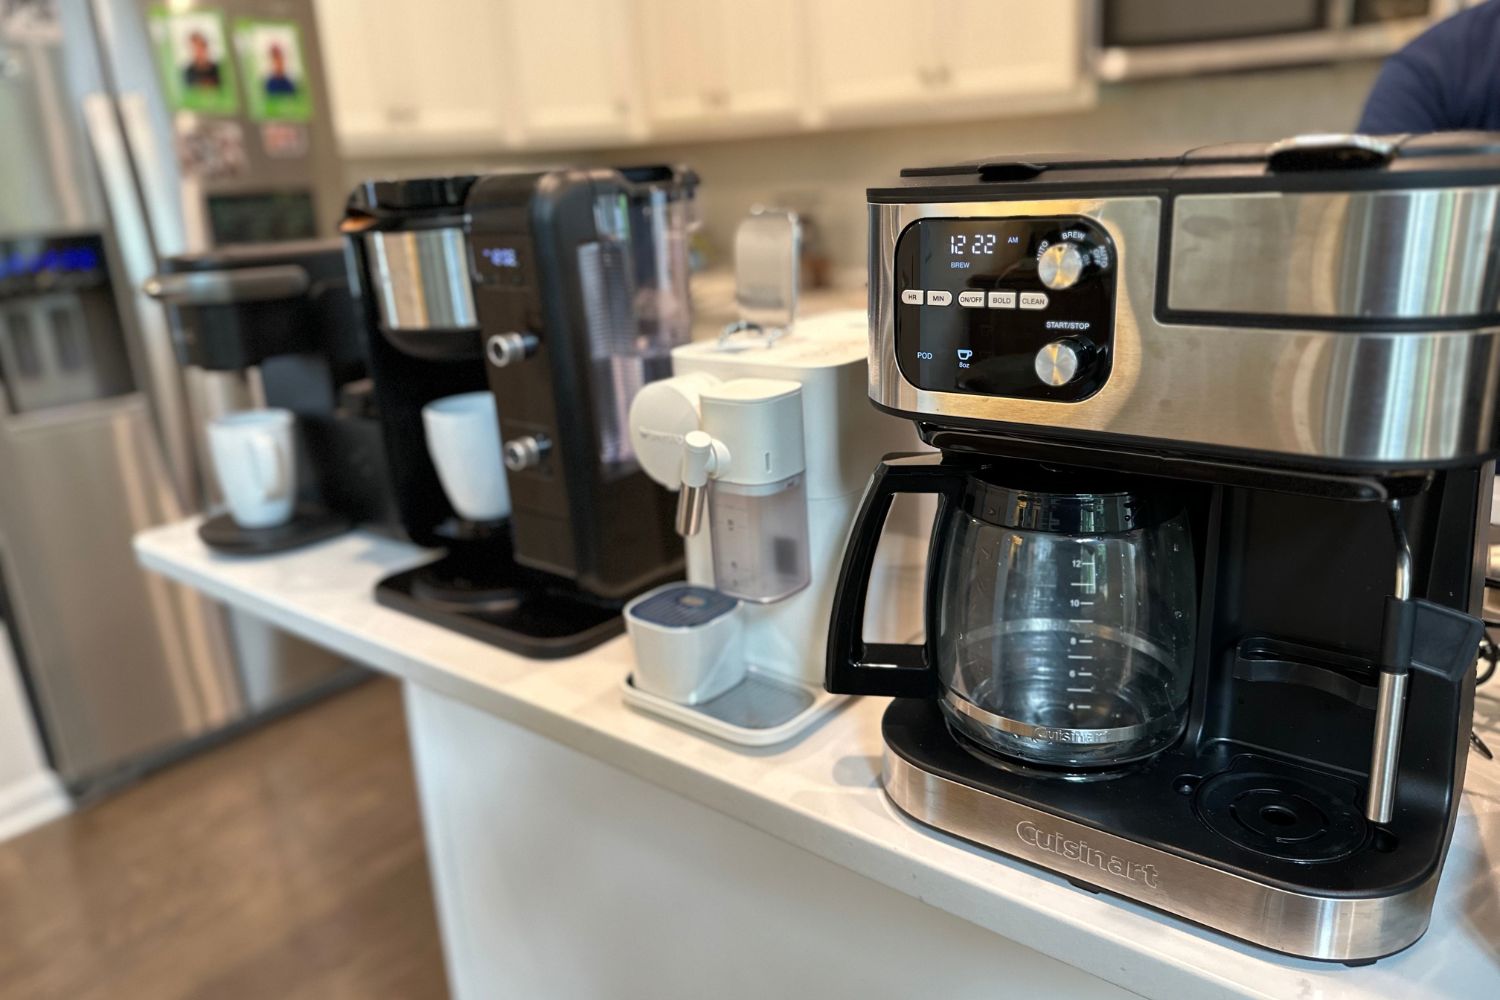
[0,622,69,842]
[346,62,1383,271]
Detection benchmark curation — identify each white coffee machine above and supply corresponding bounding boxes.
[624,310,928,744]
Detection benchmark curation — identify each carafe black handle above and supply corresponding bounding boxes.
[825,453,968,698]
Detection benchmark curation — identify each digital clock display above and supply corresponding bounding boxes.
[480,246,519,268]
[948,233,999,256]
[473,241,526,285]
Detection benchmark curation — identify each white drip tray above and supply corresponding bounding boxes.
[622,668,850,747]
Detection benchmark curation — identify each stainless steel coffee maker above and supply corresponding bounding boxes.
[827,134,1497,963]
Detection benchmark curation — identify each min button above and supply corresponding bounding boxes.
[927,290,953,306]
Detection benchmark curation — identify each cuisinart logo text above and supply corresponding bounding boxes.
[1015,821,1160,890]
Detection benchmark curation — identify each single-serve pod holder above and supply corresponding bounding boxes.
[623,582,848,747]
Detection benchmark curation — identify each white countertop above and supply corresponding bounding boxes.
[134,520,1500,1000]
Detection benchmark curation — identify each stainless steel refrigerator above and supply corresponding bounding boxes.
[0,0,360,792]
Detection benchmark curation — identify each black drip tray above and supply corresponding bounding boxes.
[198,506,352,555]
[377,554,626,659]
[1195,767,1367,863]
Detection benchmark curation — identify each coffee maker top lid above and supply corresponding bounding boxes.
[874,131,1500,200]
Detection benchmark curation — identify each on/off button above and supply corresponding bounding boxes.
[956,290,985,308]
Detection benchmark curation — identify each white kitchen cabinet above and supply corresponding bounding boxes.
[635,0,805,138]
[806,0,1090,127]
[936,0,1085,108]
[500,0,642,148]
[805,0,928,124]
[314,0,512,156]
[314,0,1092,156]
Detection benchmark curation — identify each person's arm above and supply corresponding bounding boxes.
[1358,52,1447,134]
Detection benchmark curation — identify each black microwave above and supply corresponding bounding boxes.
[1094,0,1459,80]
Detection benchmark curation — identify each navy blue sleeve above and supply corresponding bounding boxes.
[1356,0,1500,134]
[1358,53,1445,134]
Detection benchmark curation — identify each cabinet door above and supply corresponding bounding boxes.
[637,0,804,136]
[635,0,715,128]
[715,0,804,128]
[315,0,511,154]
[805,0,931,124]
[934,0,1084,106]
[313,0,391,144]
[392,0,512,147]
[503,0,639,148]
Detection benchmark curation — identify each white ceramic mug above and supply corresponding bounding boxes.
[208,408,296,530]
[422,391,510,523]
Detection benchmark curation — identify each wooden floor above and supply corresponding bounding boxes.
[0,678,449,1000]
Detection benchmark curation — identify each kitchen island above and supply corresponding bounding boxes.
[135,519,1500,999]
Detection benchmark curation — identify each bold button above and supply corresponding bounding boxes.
[926,290,953,306]
[957,290,985,308]
[988,290,1017,309]
[900,289,924,305]
[1019,291,1049,310]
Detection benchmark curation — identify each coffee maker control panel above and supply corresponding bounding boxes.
[893,216,1116,402]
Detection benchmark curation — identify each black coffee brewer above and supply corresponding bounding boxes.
[146,239,397,553]
[827,134,1498,963]
[341,167,693,657]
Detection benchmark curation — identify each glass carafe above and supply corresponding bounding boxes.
[933,472,1196,768]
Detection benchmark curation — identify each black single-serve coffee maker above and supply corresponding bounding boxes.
[341,167,693,657]
[147,239,398,553]
[827,134,1499,963]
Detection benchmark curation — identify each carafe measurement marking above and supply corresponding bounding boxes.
[1064,548,1099,715]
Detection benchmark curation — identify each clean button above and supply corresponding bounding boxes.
[1019,291,1049,310]
[927,290,953,306]
[957,290,985,308]
[988,290,1017,309]
[900,289,924,305]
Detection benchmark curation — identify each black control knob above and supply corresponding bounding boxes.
[1033,338,1095,386]
[486,331,538,368]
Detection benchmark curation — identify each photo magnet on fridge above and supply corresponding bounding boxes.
[148,5,240,116]
[234,18,313,123]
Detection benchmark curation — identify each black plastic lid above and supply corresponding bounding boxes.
[346,174,480,214]
[619,163,700,195]
[956,467,1187,534]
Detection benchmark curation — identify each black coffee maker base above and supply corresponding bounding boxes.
[880,698,1441,964]
[198,506,353,555]
[376,553,625,659]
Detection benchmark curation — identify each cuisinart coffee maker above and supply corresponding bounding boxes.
[146,239,398,552]
[342,167,694,656]
[827,134,1499,962]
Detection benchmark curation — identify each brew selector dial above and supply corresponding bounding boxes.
[1037,242,1086,291]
